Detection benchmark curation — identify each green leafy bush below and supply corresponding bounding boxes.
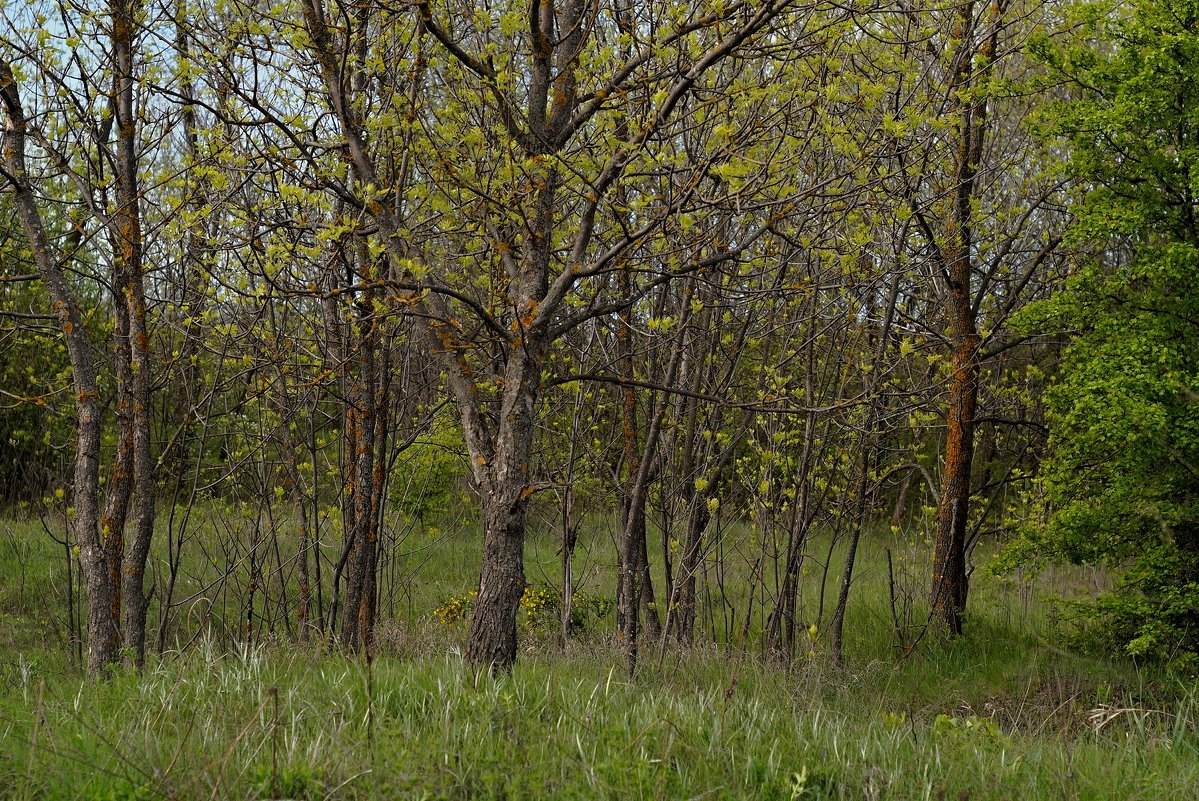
[1006,0,1199,672]
[434,583,613,636]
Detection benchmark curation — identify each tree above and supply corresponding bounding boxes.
[286,0,819,668]
[863,0,1065,634]
[1008,0,1199,669]
[1,0,160,672]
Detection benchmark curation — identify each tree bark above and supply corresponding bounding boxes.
[468,488,529,667]
[465,347,542,668]
[112,0,155,665]
[1,61,119,674]
[616,264,653,653]
[341,291,379,651]
[930,323,979,633]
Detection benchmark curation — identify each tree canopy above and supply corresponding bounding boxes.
[1007,0,1199,669]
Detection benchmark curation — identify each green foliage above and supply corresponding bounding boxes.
[434,583,613,636]
[85,779,155,801]
[1067,544,1199,674]
[1009,0,1199,670]
[932,712,1007,744]
[391,409,468,524]
[0,215,75,504]
[250,763,323,800]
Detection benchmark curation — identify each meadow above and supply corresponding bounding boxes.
[1,510,1197,800]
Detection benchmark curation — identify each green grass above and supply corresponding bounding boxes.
[2,510,1197,799]
[2,644,1196,800]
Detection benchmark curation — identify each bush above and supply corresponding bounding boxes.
[434,584,613,637]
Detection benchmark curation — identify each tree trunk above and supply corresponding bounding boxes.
[928,0,995,636]
[464,345,542,669]
[766,409,815,661]
[105,0,155,666]
[891,469,913,530]
[118,173,155,665]
[615,279,644,652]
[1,61,120,674]
[279,417,312,642]
[341,347,377,650]
[830,449,871,662]
[467,490,529,667]
[669,494,711,645]
[930,332,978,633]
[100,317,132,659]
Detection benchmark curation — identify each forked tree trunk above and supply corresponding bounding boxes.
[669,489,712,645]
[300,0,789,671]
[464,340,543,668]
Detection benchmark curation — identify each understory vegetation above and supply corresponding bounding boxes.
[3,514,1198,800]
[5,646,1197,801]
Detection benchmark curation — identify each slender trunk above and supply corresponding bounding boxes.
[169,0,212,485]
[930,0,993,635]
[109,0,154,665]
[613,143,661,647]
[329,395,357,635]
[619,287,695,664]
[891,469,914,529]
[664,310,712,646]
[666,408,746,646]
[342,276,389,651]
[615,318,644,651]
[670,492,711,645]
[830,448,871,661]
[1,62,118,674]
[830,270,899,659]
[560,388,584,644]
[122,275,154,662]
[341,359,376,649]
[561,487,577,643]
[309,409,325,635]
[100,302,132,654]
[637,520,661,638]
[766,409,815,661]
[279,413,312,642]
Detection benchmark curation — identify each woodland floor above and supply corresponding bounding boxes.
[1,511,1196,800]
